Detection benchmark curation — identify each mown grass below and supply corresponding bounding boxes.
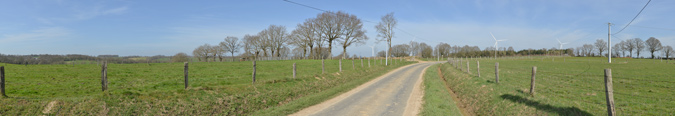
[420,64,462,116]
[0,58,415,115]
[437,56,675,115]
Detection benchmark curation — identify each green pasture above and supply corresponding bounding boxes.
[435,56,674,115]
[0,59,414,115]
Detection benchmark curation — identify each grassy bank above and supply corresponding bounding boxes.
[436,56,675,115]
[0,59,415,115]
[420,64,462,116]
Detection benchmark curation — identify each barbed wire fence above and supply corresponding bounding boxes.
[444,57,674,115]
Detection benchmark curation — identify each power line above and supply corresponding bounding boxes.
[613,0,651,35]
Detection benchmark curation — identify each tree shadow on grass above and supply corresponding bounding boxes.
[500,94,593,116]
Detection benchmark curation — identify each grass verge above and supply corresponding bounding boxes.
[420,64,462,116]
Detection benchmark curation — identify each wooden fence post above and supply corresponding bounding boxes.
[495,62,499,83]
[101,62,108,91]
[293,63,296,78]
[466,61,470,74]
[477,61,481,77]
[604,69,616,116]
[339,59,342,72]
[252,61,256,84]
[352,58,355,69]
[1,66,6,97]
[361,58,363,67]
[530,66,536,96]
[322,59,325,74]
[184,62,189,89]
[368,58,371,67]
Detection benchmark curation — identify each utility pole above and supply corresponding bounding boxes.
[608,23,612,63]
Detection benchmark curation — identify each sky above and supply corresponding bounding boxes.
[1,0,674,57]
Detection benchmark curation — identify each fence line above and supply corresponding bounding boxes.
[443,59,673,115]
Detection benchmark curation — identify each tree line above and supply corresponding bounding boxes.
[192,11,400,62]
[0,54,184,65]
[574,37,673,59]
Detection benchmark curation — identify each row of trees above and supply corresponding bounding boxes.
[192,36,243,62]
[0,54,178,64]
[575,37,673,59]
[193,11,382,61]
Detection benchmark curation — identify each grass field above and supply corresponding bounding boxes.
[420,64,462,116]
[433,56,675,115]
[0,58,414,115]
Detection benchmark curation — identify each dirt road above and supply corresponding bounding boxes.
[292,61,441,116]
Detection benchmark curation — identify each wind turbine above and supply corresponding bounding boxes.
[556,39,569,49]
[490,32,507,59]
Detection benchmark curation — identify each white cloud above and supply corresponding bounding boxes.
[0,27,71,43]
[74,6,129,20]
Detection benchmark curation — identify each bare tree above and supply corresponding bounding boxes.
[192,44,211,62]
[171,52,189,62]
[409,41,420,57]
[594,39,607,57]
[220,36,242,62]
[663,45,673,59]
[616,41,627,57]
[645,37,663,59]
[391,44,411,57]
[259,25,287,57]
[375,12,397,65]
[625,39,636,57]
[634,38,646,58]
[210,45,223,62]
[290,19,319,59]
[338,13,368,59]
[244,34,262,59]
[582,44,595,56]
[315,11,347,59]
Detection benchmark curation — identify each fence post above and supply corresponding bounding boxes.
[101,62,108,91]
[466,61,470,74]
[361,58,363,67]
[1,66,6,97]
[339,59,342,72]
[604,69,616,116]
[477,61,481,77]
[184,62,188,89]
[252,61,256,84]
[368,58,371,67]
[352,58,355,69]
[322,59,325,74]
[293,63,296,78]
[495,62,499,83]
[530,66,536,96]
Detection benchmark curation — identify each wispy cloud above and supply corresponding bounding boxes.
[0,27,71,43]
[74,6,129,20]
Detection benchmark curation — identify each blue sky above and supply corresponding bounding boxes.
[1,0,673,57]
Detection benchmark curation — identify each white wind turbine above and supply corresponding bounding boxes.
[491,32,507,59]
[557,39,569,49]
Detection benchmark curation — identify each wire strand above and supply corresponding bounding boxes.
[612,0,651,35]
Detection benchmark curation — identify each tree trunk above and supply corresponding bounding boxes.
[329,41,333,59]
